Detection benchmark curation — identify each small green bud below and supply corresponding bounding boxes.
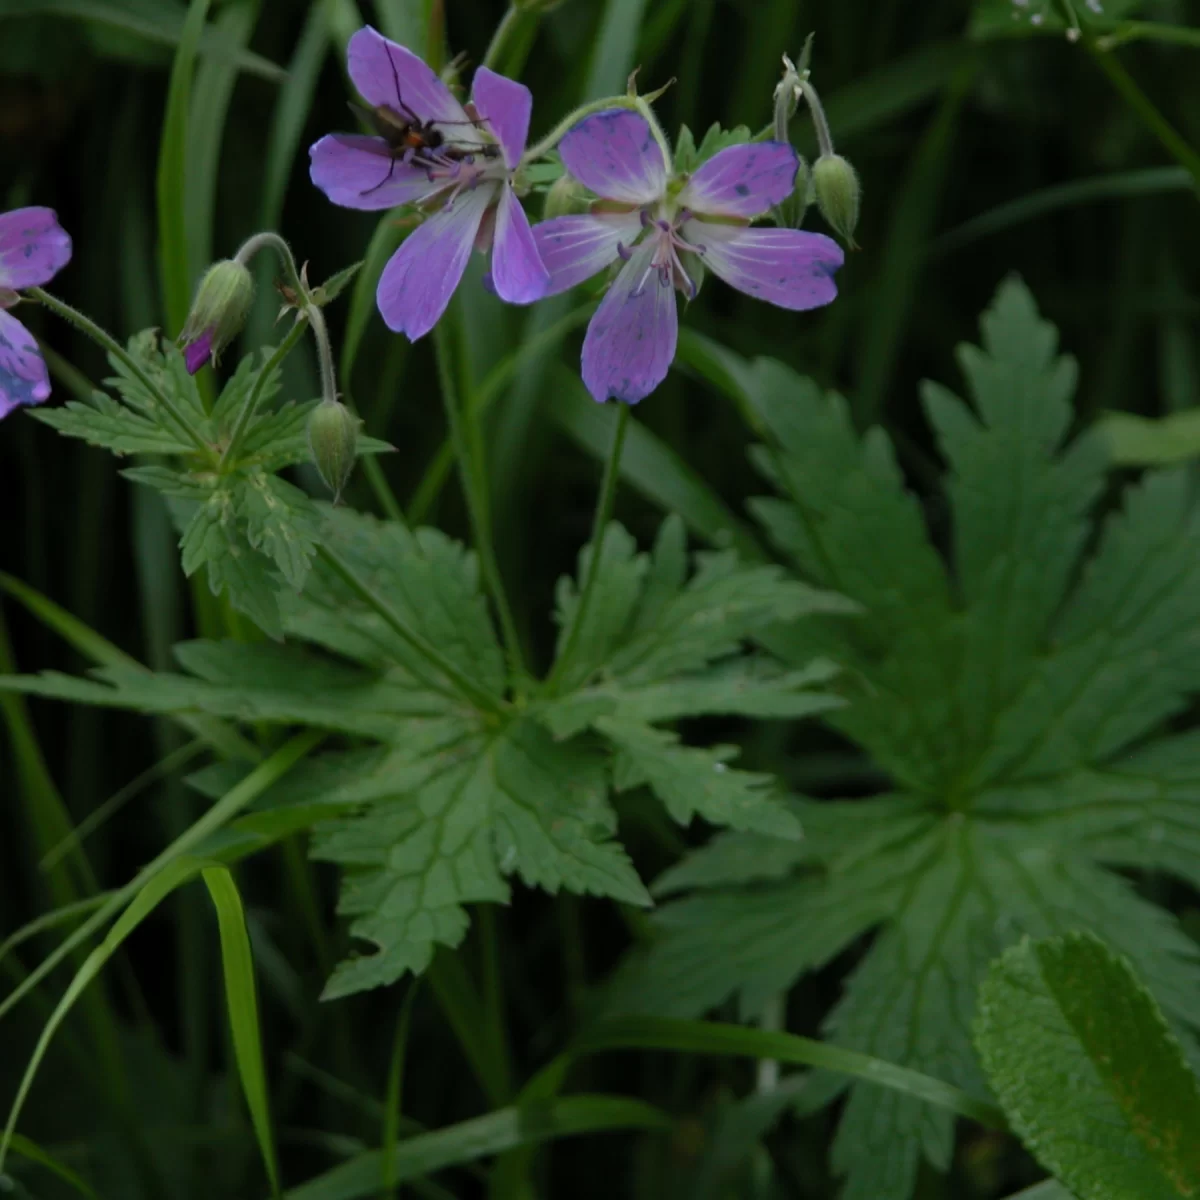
[307,399,360,500]
[543,172,591,219]
[178,259,254,373]
[812,154,860,248]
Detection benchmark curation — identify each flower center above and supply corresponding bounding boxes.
[624,208,703,299]
[417,138,508,211]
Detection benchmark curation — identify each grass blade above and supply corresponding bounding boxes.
[5,1132,101,1199]
[573,1017,1006,1130]
[201,865,282,1197]
[285,1096,671,1200]
[157,0,212,337]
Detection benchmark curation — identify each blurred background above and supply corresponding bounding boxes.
[2,0,1199,1195]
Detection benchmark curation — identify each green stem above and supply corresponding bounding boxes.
[521,94,641,165]
[799,79,836,158]
[1084,42,1200,190]
[28,287,213,460]
[633,95,674,168]
[314,543,507,716]
[306,303,340,405]
[1097,20,1200,52]
[481,5,527,73]
[545,402,630,694]
[407,301,596,525]
[219,316,309,468]
[234,230,306,296]
[432,321,528,687]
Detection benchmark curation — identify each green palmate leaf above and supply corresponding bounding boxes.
[313,715,649,1000]
[975,932,1200,1200]
[235,471,322,590]
[600,717,801,838]
[616,277,1200,1200]
[538,514,848,837]
[30,389,198,455]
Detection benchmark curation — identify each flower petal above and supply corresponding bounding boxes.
[347,25,470,127]
[470,67,530,169]
[0,309,50,418]
[560,110,667,206]
[532,212,644,297]
[687,223,843,310]
[184,327,214,374]
[376,185,494,340]
[490,185,550,304]
[678,141,799,218]
[309,133,443,211]
[0,207,71,290]
[581,240,677,405]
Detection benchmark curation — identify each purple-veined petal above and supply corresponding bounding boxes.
[184,327,214,374]
[686,222,843,311]
[489,185,549,304]
[678,141,799,218]
[309,134,445,211]
[532,212,644,298]
[376,184,494,340]
[347,26,470,128]
[0,207,71,290]
[470,67,530,169]
[0,308,50,419]
[581,239,677,405]
[560,110,667,206]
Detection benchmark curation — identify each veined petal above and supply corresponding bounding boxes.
[309,134,444,211]
[490,185,550,304]
[0,309,50,419]
[376,184,494,340]
[560,110,667,206]
[533,212,644,297]
[582,240,677,405]
[0,207,71,290]
[687,222,843,311]
[679,141,799,218]
[347,26,470,127]
[470,67,530,169]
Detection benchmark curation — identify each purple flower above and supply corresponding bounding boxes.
[0,207,71,419]
[531,111,844,404]
[309,27,549,340]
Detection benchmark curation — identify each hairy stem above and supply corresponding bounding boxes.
[546,402,630,694]
[432,320,529,687]
[28,288,213,461]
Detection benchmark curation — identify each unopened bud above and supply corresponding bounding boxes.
[178,259,254,374]
[812,154,860,248]
[544,173,592,219]
[307,399,360,500]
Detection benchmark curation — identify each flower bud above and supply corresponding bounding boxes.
[544,173,592,220]
[178,258,254,374]
[307,399,360,500]
[812,154,860,248]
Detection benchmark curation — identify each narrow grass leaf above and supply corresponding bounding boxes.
[285,1096,671,1200]
[201,865,282,1197]
[157,0,212,336]
[5,1132,101,1199]
[574,1017,1006,1130]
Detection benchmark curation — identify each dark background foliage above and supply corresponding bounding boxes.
[2,0,1199,1196]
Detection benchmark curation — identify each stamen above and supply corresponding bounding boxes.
[616,241,633,262]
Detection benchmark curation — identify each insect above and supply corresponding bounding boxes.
[349,47,495,196]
